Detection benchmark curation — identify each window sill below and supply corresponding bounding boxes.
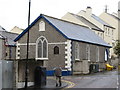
[39,30,45,32]
[88,60,90,62]
[96,61,99,63]
[75,59,81,62]
[36,58,48,60]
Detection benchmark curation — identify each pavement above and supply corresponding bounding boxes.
[18,76,69,90]
[44,76,69,89]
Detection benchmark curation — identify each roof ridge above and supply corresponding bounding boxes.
[69,13,104,32]
[92,14,109,25]
[42,14,89,29]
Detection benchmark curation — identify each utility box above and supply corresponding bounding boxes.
[89,64,99,73]
[94,64,99,73]
[34,66,46,87]
[89,64,94,73]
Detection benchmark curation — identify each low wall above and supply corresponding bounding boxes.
[73,60,89,74]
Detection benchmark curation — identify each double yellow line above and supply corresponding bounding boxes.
[47,77,75,89]
[61,79,75,89]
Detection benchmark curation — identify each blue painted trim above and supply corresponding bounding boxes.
[14,15,43,41]
[41,15,69,39]
[6,45,16,47]
[14,14,69,42]
[14,14,111,48]
[69,38,112,48]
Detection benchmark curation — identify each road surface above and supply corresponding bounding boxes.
[63,70,118,89]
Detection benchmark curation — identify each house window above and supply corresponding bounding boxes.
[36,36,48,59]
[112,30,114,35]
[105,27,107,35]
[75,42,79,60]
[108,28,110,36]
[54,46,59,54]
[86,44,90,61]
[96,46,99,62]
[98,32,99,36]
[39,21,45,31]
[112,30,114,38]
[101,33,103,37]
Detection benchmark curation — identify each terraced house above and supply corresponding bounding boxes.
[99,11,120,52]
[14,14,111,87]
[0,26,18,89]
[0,26,17,60]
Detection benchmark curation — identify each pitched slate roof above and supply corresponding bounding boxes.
[0,34,4,39]
[14,14,111,48]
[92,14,115,29]
[69,13,104,32]
[0,26,6,32]
[0,26,18,46]
[1,31,18,46]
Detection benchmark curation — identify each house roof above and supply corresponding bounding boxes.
[14,14,111,48]
[3,31,18,46]
[0,30,18,46]
[91,14,115,29]
[0,34,4,39]
[69,13,104,32]
[109,13,120,21]
[0,26,6,32]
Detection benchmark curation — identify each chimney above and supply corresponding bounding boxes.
[86,6,92,16]
[105,5,108,13]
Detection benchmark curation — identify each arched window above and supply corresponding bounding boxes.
[39,21,45,31]
[86,44,90,61]
[75,42,79,60]
[36,36,48,59]
[54,46,59,54]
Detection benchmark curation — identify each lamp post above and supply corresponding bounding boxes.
[25,0,31,88]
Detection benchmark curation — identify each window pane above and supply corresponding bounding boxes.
[86,45,90,60]
[40,37,44,41]
[39,21,45,31]
[38,41,42,58]
[43,40,47,58]
[96,47,99,61]
[86,46,88,60]
[75,43,79,59]
[75,46,77,59]
[54,46,59,54]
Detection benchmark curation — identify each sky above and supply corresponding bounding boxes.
[0,0,119,31]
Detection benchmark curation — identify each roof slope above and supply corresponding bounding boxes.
[2,31,18,46]
[0,26,6,32]
[0,25,18,46]
[14,14,111,47]
[0,34,4,39]
[109,13,120,21]
[69,13,104,32]
[92,14,114,28]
